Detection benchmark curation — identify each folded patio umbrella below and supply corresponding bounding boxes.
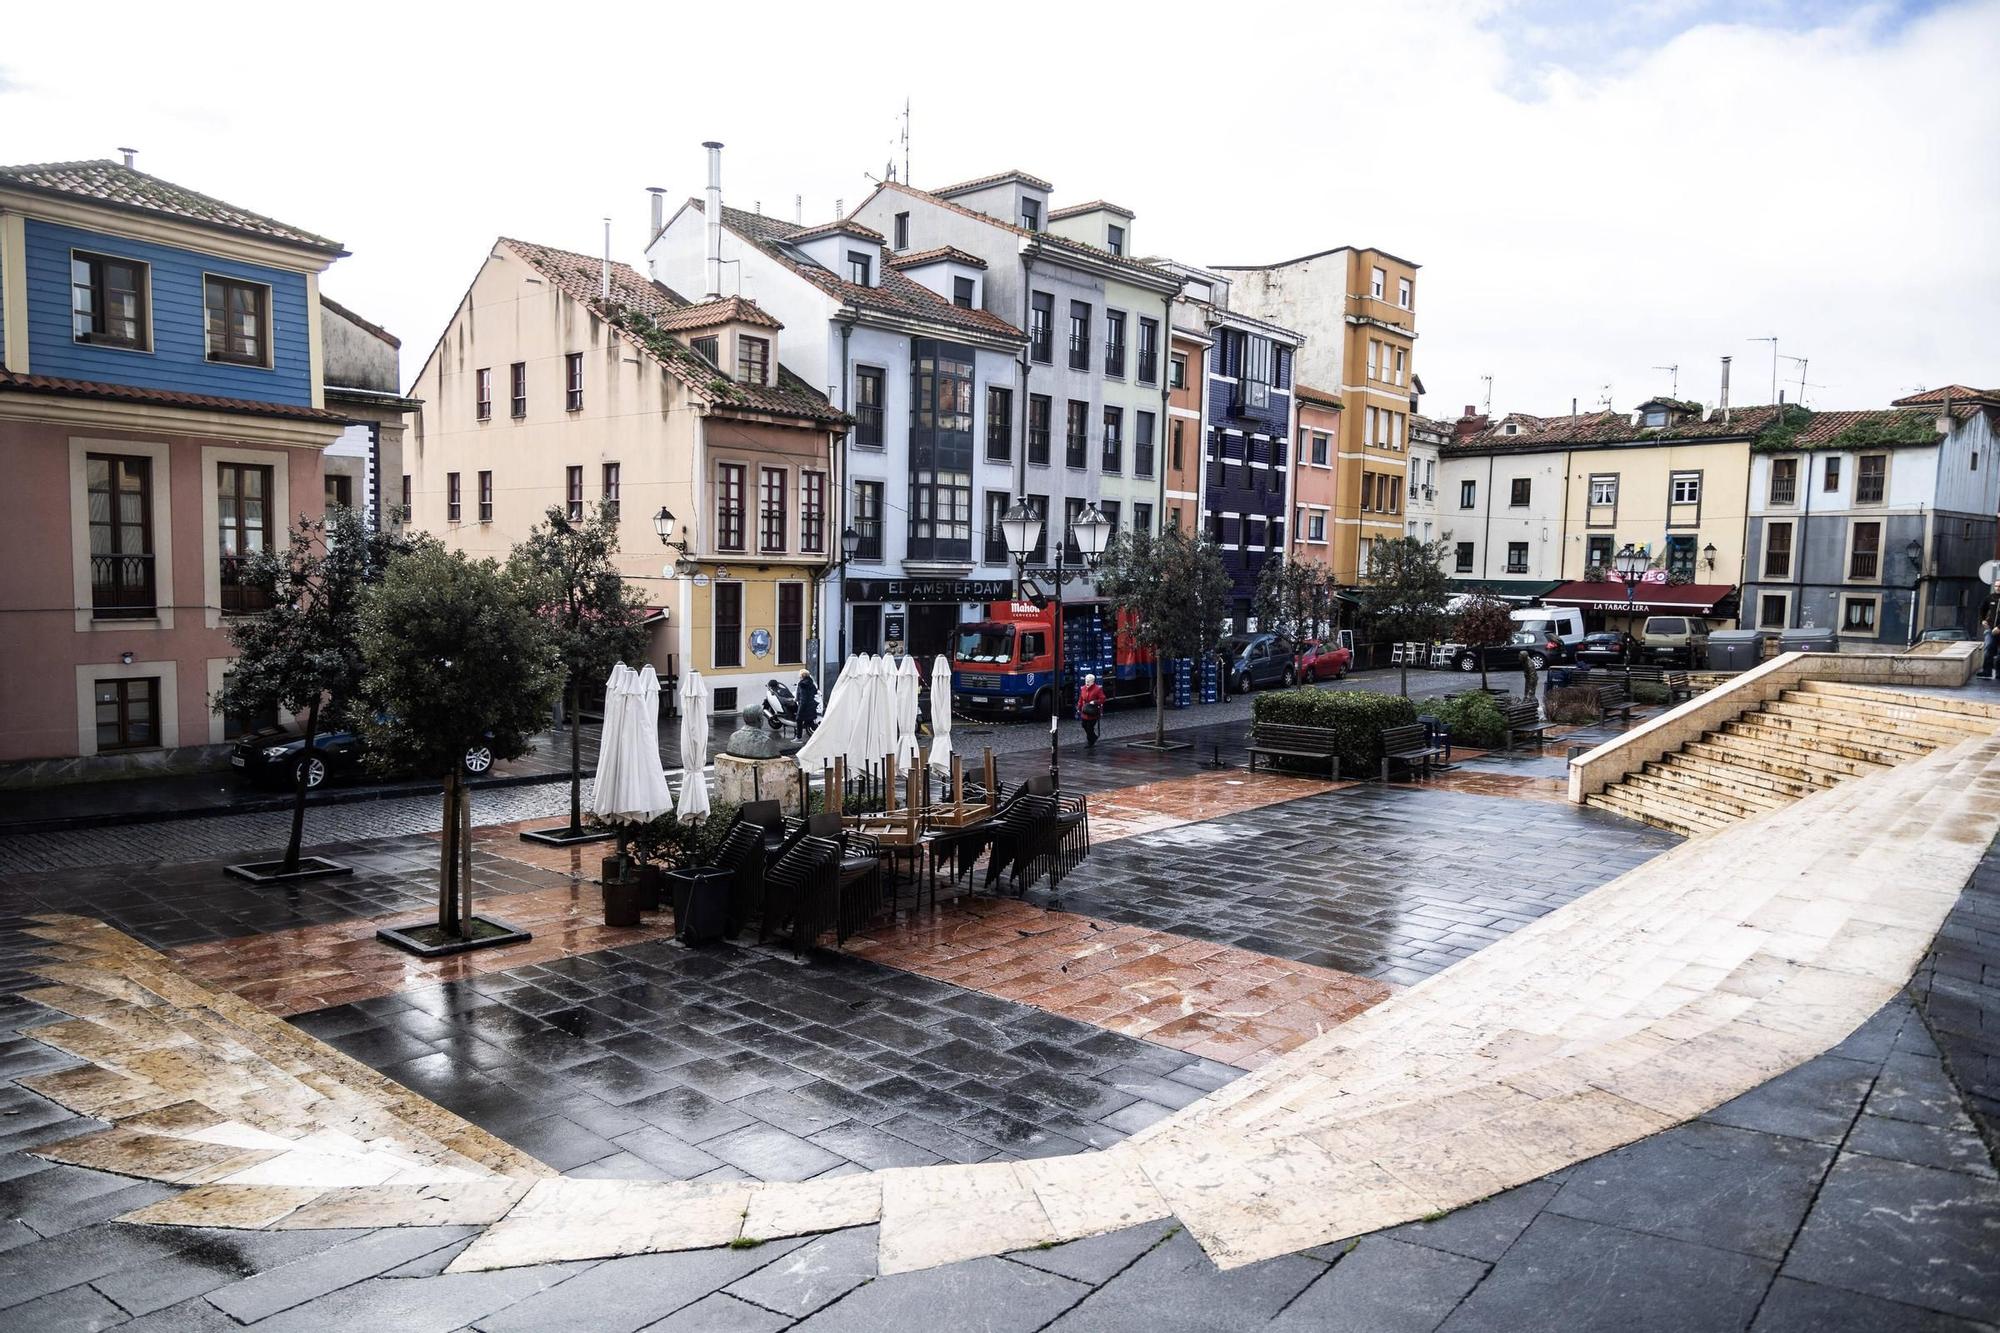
[894,654,922,768]
[590,664,673,824]
[676,669,711,819]
[586,663,631,819]
[928,654,954,775]
[795,656,858,772]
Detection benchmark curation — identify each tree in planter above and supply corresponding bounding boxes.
[1455,595,1514,693]
[1253,554,1336,647]
[507,503,647,842]
[1095,526,1233,747]
[356,546,562,942]
[210,507,421,879]
[1360,537,1455,646]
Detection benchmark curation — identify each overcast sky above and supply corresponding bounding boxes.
[5,0,1995,418]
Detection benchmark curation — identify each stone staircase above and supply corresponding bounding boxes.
[1583,680,2000,836]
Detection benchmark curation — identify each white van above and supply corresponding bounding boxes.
[1509,606,1586,655]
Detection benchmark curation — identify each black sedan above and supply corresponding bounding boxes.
[1575,631,1639,667]
[1450,629,1566,673]
[232,726,496,790]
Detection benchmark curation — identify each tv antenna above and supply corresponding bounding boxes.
[1479,375,1493,416]
[1652,364,1679,398]
[1779,354,1812,407]
[1749,337,1779,405]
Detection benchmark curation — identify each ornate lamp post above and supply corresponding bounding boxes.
[1613,542,1650,605]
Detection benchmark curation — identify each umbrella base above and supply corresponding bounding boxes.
[519,824,617,847]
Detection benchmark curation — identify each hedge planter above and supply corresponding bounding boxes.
[1250,688,1417,776]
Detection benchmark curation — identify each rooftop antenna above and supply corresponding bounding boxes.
[901,97,911,187]
[1779,354,1811,408]
[795,195,803,223]
[1479,375,1493,416]
[1596,384,1613,411]
[1652,364,1679,398]
[1750,336,1779,406]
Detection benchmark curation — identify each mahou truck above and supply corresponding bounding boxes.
[951,600,1154,719]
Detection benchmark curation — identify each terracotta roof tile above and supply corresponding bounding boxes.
[1790,406,1960,445]
[500,237,845,426]
[789,217,885,243]
[0,158,344,254]
[888,246,987,270]
[1445,404,1785,455]
[1047,199,1133,221]
[1295,383,1344,410]
[704,202,1023,344]
[931,169,1053,197]
[0,368,350,424]
[647,296,783,331]
[1890,385,2000,407]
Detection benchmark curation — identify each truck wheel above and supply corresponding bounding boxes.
[1031,689,1053,721]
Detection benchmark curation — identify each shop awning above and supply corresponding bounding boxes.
[1448,579,1564,604]
[1541,580,1738,615]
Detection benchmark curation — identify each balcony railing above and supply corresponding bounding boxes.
[1068,335,1089,371]
[1850,551,1879,579]
[219,556,272,615]
[1104,343,1126,377]
[1066,434,1087,468]
[91,553,156,619]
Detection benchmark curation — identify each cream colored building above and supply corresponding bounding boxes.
[403,238,846,715]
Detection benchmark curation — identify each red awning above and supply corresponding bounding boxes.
[1541,580,1737,614]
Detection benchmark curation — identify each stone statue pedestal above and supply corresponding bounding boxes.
[714,753,802,814]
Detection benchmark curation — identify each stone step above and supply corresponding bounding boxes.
[1658,750,1832,799]
[1639,760,1793,810]
[1688,733,1891,783]
[1796,679,2000,725]
[1624,767,1783,819]
[1589,781,1734,835]
[1583,789,1713,838]
[1764,696,1986,746]
[1725,716,1926,765]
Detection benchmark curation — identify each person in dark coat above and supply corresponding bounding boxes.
[795,667,819,739]
[1076,673,1107,748]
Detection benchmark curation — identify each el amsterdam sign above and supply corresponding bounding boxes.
[844,577,1011,604]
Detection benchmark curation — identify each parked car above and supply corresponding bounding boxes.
[1297,639,1352,682]
[1451,628,1566,673]
[1641,616,1710,666]
[1509,606,1586,656]
[1919,627,1971,643]
[1223,633,1298,693]
[232,725,496,791]
[1575,631,1640,667]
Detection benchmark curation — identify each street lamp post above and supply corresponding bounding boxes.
[999,498,1109,790]
[1613,543,1650,685]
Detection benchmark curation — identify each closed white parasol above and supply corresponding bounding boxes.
[893,653,922,767]
[589,664,673,823]
[676,669,711,819]
[927,654,954,775]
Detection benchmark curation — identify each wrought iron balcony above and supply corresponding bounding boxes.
[90,552,156,619]
[218,556,272,615]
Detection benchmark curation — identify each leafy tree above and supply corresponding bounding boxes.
[1253,554,1336,645]
[211,507,421,875]
[1095,526,1233,746]
[1455,595,1514,693]
[507,503,648,837]
[1360,537,1454,644]
[355,547,562,938]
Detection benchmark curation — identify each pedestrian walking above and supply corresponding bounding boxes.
[1981,620,1999,680]
[795,666,819,739]
[1076,673,1106,748]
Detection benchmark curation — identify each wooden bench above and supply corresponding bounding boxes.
[1624,665,1696,704]
[1379,723,1442,782]
[1247,722,1343,780]
[1596,682,1638,724]
[1502,701,1555,752]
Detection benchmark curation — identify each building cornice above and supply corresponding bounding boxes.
[0,393,346,447]
[0,190,342,274]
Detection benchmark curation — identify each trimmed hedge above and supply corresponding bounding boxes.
[1252,688,1417,774]
[1544,684,1602,724]
[1631,680,1670,706]
[1426,692,1509,748]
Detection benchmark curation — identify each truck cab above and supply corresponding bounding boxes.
[952,600,1152,718]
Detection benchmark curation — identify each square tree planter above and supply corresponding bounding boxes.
[224,857,354,885]
[376,916,532,957]
[519,823,616,848]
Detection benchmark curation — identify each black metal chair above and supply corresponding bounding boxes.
[738,799,788,860]
[761,833,845,953]
[710,821,767,938]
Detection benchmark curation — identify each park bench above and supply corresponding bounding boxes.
[1502,700,1555,752]
[1379,723,1443,782]
[1246,721,1343,780]
[1625,665,1695,703]
[1596,682,1638,725]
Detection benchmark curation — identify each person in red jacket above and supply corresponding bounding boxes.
[1075,673,1107,748]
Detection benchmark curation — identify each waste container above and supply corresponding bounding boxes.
[1707,629,1765,672]
[666,867,731,945]
[1779,627,1838,654]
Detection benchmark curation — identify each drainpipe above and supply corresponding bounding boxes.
[1795,443,1812,627]
[1158,294,1172,529]
[835,317,855,667]
[1483,454,1496,584]
[1017,254,1034,504]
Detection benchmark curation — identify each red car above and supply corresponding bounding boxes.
[1297,639,1352,682]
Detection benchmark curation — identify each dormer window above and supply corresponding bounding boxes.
[691,335,719,366]
[737,335,770,386]
[953,276,974,309]
[1642,407,1669,427]
[1106,224,1125,256]
[1020,198,1041,231]
[847,251,872,286]
[1502,422,1519,436]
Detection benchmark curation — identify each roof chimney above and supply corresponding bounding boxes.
[1719,355,1731,424]
[600,217,612,301]
[702,141,724,300]
[118,147,137,169]
[647,187,665,242]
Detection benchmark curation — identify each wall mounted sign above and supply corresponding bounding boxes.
[843,578,1010,604]
[749,629,771,658]
[693,574,711,588]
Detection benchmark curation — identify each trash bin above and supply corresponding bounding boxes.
[1780,627,1838,655]
[1707,629,1765,672]
[666,867,731,945]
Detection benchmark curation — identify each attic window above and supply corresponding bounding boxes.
[1502,422,1519,436]
[847,251,872,286]
[737,336,770,386]
[1642,407,1669,427]
[691,335,719,366]
[953,276,974,309]
[1020,198,1041,231]
[1106,224,1125,256]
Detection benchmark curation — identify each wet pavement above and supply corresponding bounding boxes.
[0,698,1990,1328]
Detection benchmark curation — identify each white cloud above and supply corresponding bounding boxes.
[3,0,1994,415]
